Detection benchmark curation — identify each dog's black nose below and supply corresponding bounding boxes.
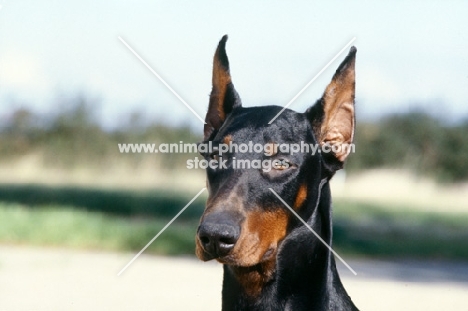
[198,212,240,258]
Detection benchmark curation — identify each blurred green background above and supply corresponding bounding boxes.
[1,94,467,260]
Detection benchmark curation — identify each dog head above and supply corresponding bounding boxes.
[196,35,356,269]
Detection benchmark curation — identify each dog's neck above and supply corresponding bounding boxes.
[221,181,357,310]
[224,258,276,298]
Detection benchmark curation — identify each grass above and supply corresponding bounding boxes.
[0,186,467,260]
[333,199,468,259]
[0,184,206,218]
[0,203,199,255]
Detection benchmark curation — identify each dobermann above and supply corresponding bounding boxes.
[196,35,358,311]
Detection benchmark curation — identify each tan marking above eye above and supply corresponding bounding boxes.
[223,135,232,145]
[264,142,278,156]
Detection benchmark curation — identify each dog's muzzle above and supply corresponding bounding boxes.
[197,212,241,258]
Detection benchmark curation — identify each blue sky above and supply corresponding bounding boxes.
[0,1,467,128]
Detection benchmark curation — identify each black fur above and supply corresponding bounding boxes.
[196,36,358,310]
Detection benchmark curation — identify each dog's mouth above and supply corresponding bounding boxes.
[216,246,277,267]
[196,207,289,266]
[196,236,279,268]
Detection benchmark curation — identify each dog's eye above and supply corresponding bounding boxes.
[209,153,220,161]
[273,159,290,170]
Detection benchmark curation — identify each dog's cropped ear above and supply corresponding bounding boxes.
[204,35,242,141]
[306,47,356,169]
